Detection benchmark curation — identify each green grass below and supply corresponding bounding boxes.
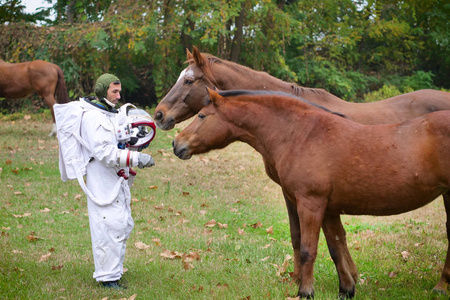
[0,112,449,299]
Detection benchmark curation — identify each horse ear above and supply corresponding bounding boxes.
[206,86,221,104]
[192,46,205,68]
[186,48,193,60]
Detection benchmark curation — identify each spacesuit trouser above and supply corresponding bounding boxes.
[87,181,134,282]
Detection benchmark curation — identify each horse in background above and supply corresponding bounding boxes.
[154,46,450,130]
[0,59,70,136]
[155,46,450,285]
[173,88,450,298]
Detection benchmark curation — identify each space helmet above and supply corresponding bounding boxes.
[127,108,156,151]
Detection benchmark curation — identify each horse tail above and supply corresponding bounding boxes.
[55,66,70,104]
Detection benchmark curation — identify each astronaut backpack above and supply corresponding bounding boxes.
[54,98,95,198]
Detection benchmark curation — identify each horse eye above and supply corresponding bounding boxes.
[185,79,194,85]
[198,113,205,120]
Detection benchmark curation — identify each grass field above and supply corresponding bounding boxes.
[0,111,449,299]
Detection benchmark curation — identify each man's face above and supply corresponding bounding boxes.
[106,82,122,105]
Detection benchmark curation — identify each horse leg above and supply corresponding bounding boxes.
[433,193,450,294]
[42,94,57,137]
[322,213,357,299]
[283,191,302,282]
[297,198,326,299]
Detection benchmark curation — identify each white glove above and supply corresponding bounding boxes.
[137,153,155,169]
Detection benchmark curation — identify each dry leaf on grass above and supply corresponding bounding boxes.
[218,222,228,229]
[388,271,398,278]
[401,251,410,260]
[135,241,151,250]
[204,219,216,228]
[26,233,42,242]
[271,255,292,277]
[39,252,52,262]
[250,221,262,228]
[266,226,273,234]
[51,265,63,270]
[13,213,31,218]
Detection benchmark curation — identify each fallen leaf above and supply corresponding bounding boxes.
[40,208,51,213]
[39,252,52,262]
[204,219,216,228]
[218,222,228,229]
[14,213,32,218]
[182,191,190,196]
[5,159,12,165]
[74,194,82,200]
[183,261,194,270]
[401,251,410,260]
[266,226,273,234]
[148,185,158,190]
[135,241,150,250]
[237,228,245,235]
[154,204,164,210]
[13,191,22,195]
[250,221,262,228]
[388,271,398,278]
[51,265,63,270]
[274,255,292,277]
[160,249,182,259]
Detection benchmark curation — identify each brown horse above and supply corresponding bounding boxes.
[173,89,450,299]
[154,46,450,130]
[0,59,70,136]
[156,46,450,288]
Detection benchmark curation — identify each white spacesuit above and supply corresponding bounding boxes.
[55,73,155,288]
[81,103,133,282]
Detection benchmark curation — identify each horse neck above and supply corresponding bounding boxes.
[210,61,348,109]
[220,97,319,161]
[212,62,292,91]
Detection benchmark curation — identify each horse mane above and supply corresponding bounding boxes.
[216,90,348,119]
[193,54,331,99]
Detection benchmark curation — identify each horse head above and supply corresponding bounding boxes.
[173,87,237,159]
[154,46,217,130]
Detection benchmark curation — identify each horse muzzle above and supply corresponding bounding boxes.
[154,110,176,131]
[172,140,192,160]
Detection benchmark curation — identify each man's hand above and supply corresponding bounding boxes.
[137,153,155,169]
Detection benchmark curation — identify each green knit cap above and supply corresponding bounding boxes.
[94,73,120,99]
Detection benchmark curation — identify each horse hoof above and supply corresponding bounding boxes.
[298,291,314,299]
[432,288,447,295]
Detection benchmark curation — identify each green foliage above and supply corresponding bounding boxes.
[0,0,449,109]
[402,71,435,91]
